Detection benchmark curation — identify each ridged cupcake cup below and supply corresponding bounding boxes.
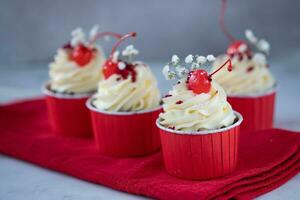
[157,111,243,180]
[227,87,276,132]
[86,98,162,157]
[43,83,93,137]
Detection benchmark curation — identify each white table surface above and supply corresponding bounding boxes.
[1,55,300,200]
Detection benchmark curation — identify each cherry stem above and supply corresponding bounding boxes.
[220,0,236,42]
[89,32,123,46]
[110,32,137,57]
[209,58,232,79]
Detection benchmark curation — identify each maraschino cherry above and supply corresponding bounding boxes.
[70,44,94,67]
[69,32,123,67]
[227,40,248,55]
[187,59,232,94]
[102,32,137,81]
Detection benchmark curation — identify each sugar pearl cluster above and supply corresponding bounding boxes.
[112,45,139,70]
[70,25,100,47]
[245,29,271,65]
[162,54,216,80]
[245,29,270,55]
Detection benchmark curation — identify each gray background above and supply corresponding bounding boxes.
[0,0,300,64]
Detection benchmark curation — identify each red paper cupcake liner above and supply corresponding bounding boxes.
[86,98,162,157]
[228,88,276,132]
[157,112,243,180]
[43,83,93,137]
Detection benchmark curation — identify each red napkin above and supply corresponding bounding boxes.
[0,98,300,200]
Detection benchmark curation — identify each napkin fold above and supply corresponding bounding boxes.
[0,98,299,200]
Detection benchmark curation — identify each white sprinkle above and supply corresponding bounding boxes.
[71,27,84,37]
[176,67,188,77]
[131,49,139,55]
[122,45,139,57]
[70,37,81,47]
[127,45,134,49]
[171,55,180,65]
[191,62,200,70]
[245,29,258,44]
[257,39,270,54]
[162,65,170,76]
[253,53,267,64]
[185,54,193,64]
[89,25,100,39]
[118,62,126,70]
[238,44,248,53]
[196,56,207,64]
[71,27,86,47]
[112,51,119,62]
[167,71,176,80]
[163,65,176,80]
[206,54,216,62]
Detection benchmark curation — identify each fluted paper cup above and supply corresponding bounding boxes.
[157,111,243,180]
[43,83,93,137]
[228,87,276,132]
[86,98,162,157]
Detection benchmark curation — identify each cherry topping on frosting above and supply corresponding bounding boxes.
[187,70,211,94]
[227,40,246,55]
[103,60,119,78]
[103,32,137,81]
[103,61,137,82]
[69,32,123,67]
[70,44,94,67]
[187,59,232,94]
[227,40,252,59]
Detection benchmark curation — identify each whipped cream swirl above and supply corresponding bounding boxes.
[49,48,105,94]
[212,54,275,95]
[159,80,236,131]
[92,62,161,112]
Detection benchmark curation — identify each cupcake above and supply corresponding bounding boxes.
[157,54,243,179]
[86,32,162,157]
[213,0,276,132]
[43,25,121,137]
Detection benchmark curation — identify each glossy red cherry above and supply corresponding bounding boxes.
[103,59,137,82]
[70,44,93,67]
[103,32,137,81]
[103,59,119,79]
[227,40,248,55]
[187,70,211,94]
[187,59,232,94]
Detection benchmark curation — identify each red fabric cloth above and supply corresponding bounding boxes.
[0,98,300,200]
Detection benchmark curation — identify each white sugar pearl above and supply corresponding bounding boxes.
[206,54,216,62]
[118,62,126,70]
[185,54,193,64]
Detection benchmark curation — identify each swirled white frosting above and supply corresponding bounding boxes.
[49,48,105,93]
[212,54,275,95]
[159,80,236,131]
[92,62,161,112]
